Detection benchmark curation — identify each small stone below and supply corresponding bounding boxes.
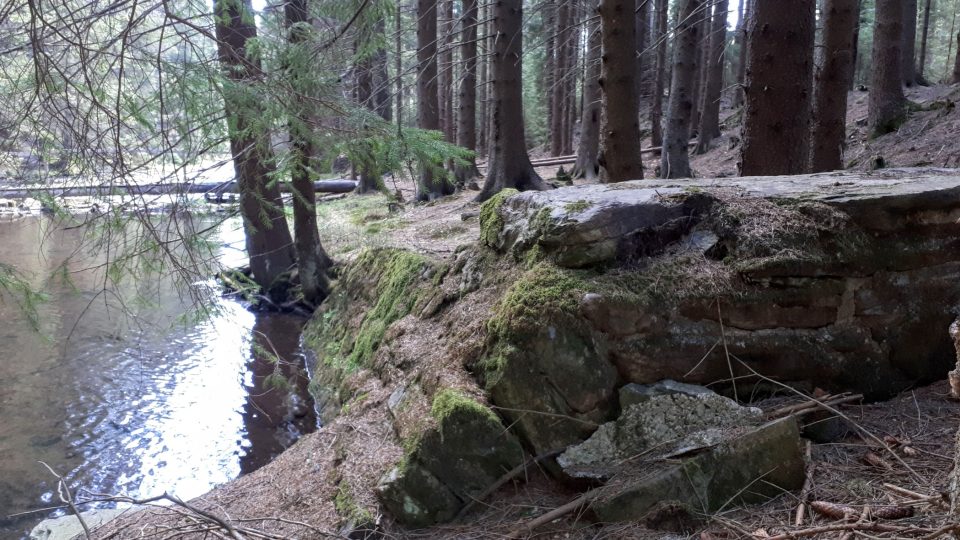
[618,380,713,409]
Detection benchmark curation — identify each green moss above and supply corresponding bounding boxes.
[430,389,498,424]
[334,483,374,524]
[488,262,588,336]
[563,200,592,213]
[347,249,429,367]
[479,188,519,247]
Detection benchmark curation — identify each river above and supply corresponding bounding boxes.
[0,213,318,538]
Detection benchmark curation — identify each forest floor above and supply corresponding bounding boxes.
[89,84,960,539]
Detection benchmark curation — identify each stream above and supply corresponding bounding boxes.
[0,214,318,538]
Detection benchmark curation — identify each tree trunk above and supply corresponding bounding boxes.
[395,0,403,128]
[563,1,580,155]
[650,0,668,146]
[689,5,707,134]
[735,0,753,107]
[455,0,480,185]
[850,0,862,89]
[477,0,489,158]
[416,0,449,200]
[635,0,649,119]
[598,0,645,182]
[355,22,381,195]
[551,1,570,157]
[285,0,333,305]
[661,0,701,178]
[695,0,729,154]
[947,4,959,81]
[438,0,456,142]
[733,0,748,106]
[214,0,297,294]
[811,0,858,172]
[918,0,931,78]
[953,31,960,82]
[475,0,548,201]
[573,13,601,181]
[902,0,918,85]
[373,19,392,122]
[869,0,906,136]
[740,0,815,176]
[544,0,558,155]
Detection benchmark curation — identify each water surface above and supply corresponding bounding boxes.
[0,215,317,538]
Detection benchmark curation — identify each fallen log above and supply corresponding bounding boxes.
[482,143,699,170]
[0,179,358,199]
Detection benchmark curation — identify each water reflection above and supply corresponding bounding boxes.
[0,215,317,538]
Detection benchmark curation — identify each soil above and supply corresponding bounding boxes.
[88,85,960,539]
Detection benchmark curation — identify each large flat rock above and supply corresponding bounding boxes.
[479,168,960,456]
[490,168,960,268]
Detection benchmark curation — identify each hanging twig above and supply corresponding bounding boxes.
[38,461,91,540]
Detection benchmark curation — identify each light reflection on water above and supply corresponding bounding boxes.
[0,215,317,538]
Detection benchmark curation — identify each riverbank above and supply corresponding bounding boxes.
[76,169,960,539]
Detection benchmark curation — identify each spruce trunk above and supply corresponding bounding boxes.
[573,14,602,181]
[869,0,906,136]
[695,0,729,154]
[811,0,858,172]
[214,0,297,294]
[740,0,815,176]
[660,0,701,178]
[598,0,644,182]
[475,0,547,201]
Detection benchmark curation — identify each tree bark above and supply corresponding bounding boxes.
[285,0,333,305]
[740,0,815,176]
[416,0,450,200]
[733,0,748,107]
[953,31,960,83]
[650,0,668,146]
[598,0,645,182]
[902,0,918,85]
[438,0,456,142]
[735,0,753,107]
[214,0,297,294]
[373,19,392,122]
[395,0,403,128]
[947,3,959,81]
[475,0,548,201]
[355,20,381,195]
[477,0,489,158]
[850,0,862,89]
[544,0,558,155]
[689,5,707,134]
[917,0,931,78]
[573,13,601,180]
[550,0,570,157]
[661,0,701,178]
[811,0,858,172]
[563,1,580,155]
[695,0,729,154]
[869,0,906,136]
[635,0,649,117]
[455,0,480,185]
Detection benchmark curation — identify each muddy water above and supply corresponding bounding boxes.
[0,215,318,538]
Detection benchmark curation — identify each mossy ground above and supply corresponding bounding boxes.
[479,188,518,247]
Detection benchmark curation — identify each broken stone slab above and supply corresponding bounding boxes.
[559,389,762,480]
[376,389,525,526]
[376,462,461,528]
[589,417,805,523]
